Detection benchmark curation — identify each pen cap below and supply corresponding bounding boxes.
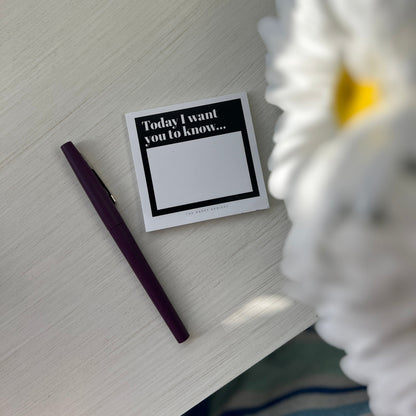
[61,141,123,229]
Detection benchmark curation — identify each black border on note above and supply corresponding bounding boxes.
[135,98,259,217]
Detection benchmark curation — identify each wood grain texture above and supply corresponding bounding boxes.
[0,1,316,415]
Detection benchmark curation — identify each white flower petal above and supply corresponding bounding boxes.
[283,97,416,416]
[260,0,416,413]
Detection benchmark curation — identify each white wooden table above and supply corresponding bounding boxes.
[0,1,316,415]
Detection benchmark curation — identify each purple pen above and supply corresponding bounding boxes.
[61,141,189,343]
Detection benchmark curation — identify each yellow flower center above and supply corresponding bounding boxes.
[334,66,381,126]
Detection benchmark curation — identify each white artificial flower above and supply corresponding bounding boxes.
[259,1,416,415]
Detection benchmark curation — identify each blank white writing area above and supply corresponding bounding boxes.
[147,131,253,210]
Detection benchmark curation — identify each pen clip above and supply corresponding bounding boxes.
[92,169,116,204]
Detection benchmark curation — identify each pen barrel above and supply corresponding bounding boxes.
[61,141,189,343]
[109,222,189,343]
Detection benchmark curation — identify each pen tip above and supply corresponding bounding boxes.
[61,141,73,150]
[176,331,190,344]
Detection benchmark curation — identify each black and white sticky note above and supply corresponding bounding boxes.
[125,92,269,231]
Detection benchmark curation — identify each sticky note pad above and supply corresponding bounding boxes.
[125,92,269,231]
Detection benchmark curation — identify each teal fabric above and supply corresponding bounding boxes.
[184,328,371,416]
